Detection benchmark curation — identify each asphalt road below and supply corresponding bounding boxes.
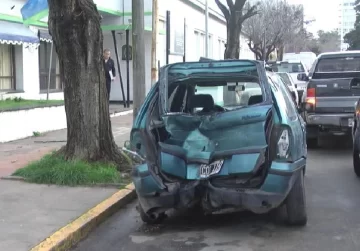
[73,136,360,251]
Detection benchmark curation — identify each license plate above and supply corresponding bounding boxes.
[199,160,224,178]
[349,118,354,127]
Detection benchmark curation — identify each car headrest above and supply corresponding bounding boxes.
[189,94,215,111]
[248,95,263,105]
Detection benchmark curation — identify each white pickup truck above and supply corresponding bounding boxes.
[267,60,309,103]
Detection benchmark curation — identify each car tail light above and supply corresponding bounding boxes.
[269,125,292,162]
[305,87,315,111]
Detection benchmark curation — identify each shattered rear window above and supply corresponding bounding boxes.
[164,60,266,114]
[167,78,264,114]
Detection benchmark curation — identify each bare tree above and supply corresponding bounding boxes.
[47,0,129,168]
[243,0,304,61]
[215,0,258,59]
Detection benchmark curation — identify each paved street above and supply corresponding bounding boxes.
[73,136,360,251]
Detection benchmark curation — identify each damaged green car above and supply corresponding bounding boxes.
[126,60,308,226]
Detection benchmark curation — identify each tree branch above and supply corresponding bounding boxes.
[234,0,246,11]
[240,5,259,24]
[226,0,234,10]
[215,0,230,22]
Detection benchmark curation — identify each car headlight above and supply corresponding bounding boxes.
[277,128,290,159]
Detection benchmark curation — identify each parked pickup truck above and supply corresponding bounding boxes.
[300,51,360,148]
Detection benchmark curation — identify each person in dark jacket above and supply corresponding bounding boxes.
[103,49,116,100]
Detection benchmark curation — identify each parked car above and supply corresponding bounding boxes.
[126,59,307,226]
[300,51,360,148]
[267,60,309,102]
[275,72,299,106]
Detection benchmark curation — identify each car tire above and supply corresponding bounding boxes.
[286,171,307,226]
[306,138,318,149]
[353,132,360,177]
[138,203,166,224]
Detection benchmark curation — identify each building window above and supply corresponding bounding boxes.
[0,44,15,90]
[38,41,61,91]
[218,39,225,59]
[194,30,205,59]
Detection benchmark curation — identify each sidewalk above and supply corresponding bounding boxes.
[0,114,133,251]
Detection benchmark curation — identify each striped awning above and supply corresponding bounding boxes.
[38,29,52,43]
[0,21,39,47]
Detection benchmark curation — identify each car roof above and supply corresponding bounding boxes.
[318,51,360,59]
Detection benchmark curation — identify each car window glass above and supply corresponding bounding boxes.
[269,75,297,120]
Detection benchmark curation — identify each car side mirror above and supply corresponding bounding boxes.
[297,73,309,81]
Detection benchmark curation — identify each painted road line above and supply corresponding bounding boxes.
[30,183,136,251]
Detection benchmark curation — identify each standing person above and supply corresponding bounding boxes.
[103,49,116,100]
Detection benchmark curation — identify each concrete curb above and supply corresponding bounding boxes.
[110,109,133,117]
[30,183,136,251]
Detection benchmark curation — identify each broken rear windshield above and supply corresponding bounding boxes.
[315,56,360,72]
[167,78,264,114]
[162,60,266,114]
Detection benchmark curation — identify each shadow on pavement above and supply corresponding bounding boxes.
[135,206,295,237]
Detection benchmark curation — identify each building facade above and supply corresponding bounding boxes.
[338,0,356,50]
[0,0,255,102]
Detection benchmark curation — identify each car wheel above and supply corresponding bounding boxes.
[137,203,166,224]
[353,134,360,177]
[286,171,307,226]
[306,138,318,149]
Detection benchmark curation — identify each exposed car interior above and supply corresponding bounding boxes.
[144,78,265,155]
[167,79,264,115]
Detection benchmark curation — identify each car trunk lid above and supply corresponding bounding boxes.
[158,105,273,180]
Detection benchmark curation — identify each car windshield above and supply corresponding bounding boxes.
[270,62,305,73]
[315,56,360,72]
[276,73,292,86]
[167,79,264,114]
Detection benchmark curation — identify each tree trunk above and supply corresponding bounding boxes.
[224,16,241,59]
[277,46,284,61]
[47,0,129,169]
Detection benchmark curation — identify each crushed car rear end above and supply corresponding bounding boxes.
[129,60,307,225]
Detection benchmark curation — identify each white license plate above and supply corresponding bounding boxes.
[349,118,354,127]
[199,160,224,178]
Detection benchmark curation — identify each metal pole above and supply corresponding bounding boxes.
[111,30,126,107]
[166,10,170,65]
[46,42,53,100]
[126,29,130,108]
[205,0,209,57]
[183,18,186,62]
[151,0,159,85]
[132,0,146,120]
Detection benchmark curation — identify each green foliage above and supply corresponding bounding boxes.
[13,153,127,186]
[344,0,360,50]
[0,98,64,111]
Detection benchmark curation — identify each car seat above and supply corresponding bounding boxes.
[189,94,215,113]
[248,95,263,105]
